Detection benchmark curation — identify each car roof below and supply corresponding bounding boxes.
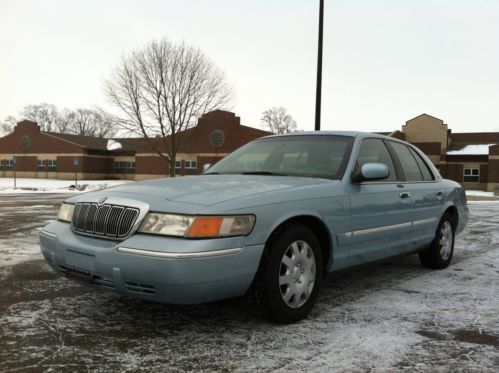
[261,131,398,141]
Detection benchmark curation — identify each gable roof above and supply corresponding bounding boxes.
[405,113,444,124]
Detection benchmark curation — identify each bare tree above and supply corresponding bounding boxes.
[104,38,233,176]
[260,107,298,134]
[20,103,59,132]
[14,104,118,137]
[54,109,75,134]
[66,108,117,137]
[92,110,118,138]
[0,116,17,136]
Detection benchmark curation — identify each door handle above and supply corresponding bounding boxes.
[400,192,411,199]
[436,190,443,199]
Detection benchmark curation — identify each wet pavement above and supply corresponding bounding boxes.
[0,194,498,372]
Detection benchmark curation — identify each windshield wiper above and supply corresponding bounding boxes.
[241,171,286,176]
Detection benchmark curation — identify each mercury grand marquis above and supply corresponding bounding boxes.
[40,132,468,323]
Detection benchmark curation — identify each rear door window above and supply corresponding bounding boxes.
[390,142,424,182]
[409,147,435,181]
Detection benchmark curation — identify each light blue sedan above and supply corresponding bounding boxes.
[40,132,468,323]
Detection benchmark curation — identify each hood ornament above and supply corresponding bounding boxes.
[98,197,108,205]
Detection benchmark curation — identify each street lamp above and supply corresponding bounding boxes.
[315,0,324,131]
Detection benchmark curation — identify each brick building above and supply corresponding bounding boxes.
[380,114,499,192]
[0,110,270,181]
[0,110,498,192]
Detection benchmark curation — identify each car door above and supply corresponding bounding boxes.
[342,138,413,266]
[387,141,443,249]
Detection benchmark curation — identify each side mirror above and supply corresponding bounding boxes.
[203,163,212,173]
[352,163,390,182]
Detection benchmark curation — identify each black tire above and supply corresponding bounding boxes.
[249,224,323,324]
[419,213,456,269]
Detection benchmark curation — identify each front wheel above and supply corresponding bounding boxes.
[419,213,455,269]
[249,224,323,323]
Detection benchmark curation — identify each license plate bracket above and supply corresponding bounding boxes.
[65,250,96,272]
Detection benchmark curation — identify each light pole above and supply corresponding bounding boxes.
[12,156,17,189]
[315,0,324,131]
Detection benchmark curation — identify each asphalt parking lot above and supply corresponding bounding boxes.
[0,194,498,372]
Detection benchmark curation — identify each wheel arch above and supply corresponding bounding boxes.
[264,214,333,274]
[443,204,459,229]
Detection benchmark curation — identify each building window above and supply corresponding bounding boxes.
[47,160,57,172]
[463,168,479,183]
[184,160,197,169]
[114,161,126,174]
[184,160,197,175]
[126,162,136,174]
[114,161,135,174]
[37,159,46,171]
[210,129,225,147]
[4,159,14,169]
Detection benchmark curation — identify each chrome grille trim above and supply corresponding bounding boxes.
[71,197,149,241]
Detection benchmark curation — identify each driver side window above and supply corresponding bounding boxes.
[356,139,397,182]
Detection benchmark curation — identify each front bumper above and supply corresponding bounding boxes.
[39,221,264,304]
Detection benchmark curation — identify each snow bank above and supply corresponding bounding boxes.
[466,190,495,197]
[0,178,132,194]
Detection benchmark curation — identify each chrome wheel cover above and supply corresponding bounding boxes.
[279,240,316,309]
[439,221,453,261]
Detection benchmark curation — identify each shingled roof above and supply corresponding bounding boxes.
[47,132,109,151]
[47,132,149,152]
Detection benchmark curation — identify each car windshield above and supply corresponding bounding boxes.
[206,135,354,179]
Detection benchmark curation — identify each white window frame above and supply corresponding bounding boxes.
[47,159,57,171]
[184,160,197,169]
[463,168,480,183]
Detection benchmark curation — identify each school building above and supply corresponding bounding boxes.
[0,110,498,192]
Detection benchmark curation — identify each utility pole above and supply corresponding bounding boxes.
[315,0,324,131]
[74,158,79,189]
[13,156,17,189]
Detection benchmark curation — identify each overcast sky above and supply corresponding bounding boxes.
[1,0,498,133]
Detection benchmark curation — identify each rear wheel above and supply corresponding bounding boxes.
[419,213,455,269]
[249,224,323,323]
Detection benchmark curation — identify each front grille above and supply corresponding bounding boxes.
[72,202,140,240]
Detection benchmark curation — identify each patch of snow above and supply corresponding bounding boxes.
[466,190,495,197]
[446,144,496,155]
[107,139,122,151]
[0,178,132,194]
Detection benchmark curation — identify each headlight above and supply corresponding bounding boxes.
[139,213,195,236]
[138,213,255,238]
[57,203,75,222]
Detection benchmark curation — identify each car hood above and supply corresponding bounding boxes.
[100,174,332,207]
